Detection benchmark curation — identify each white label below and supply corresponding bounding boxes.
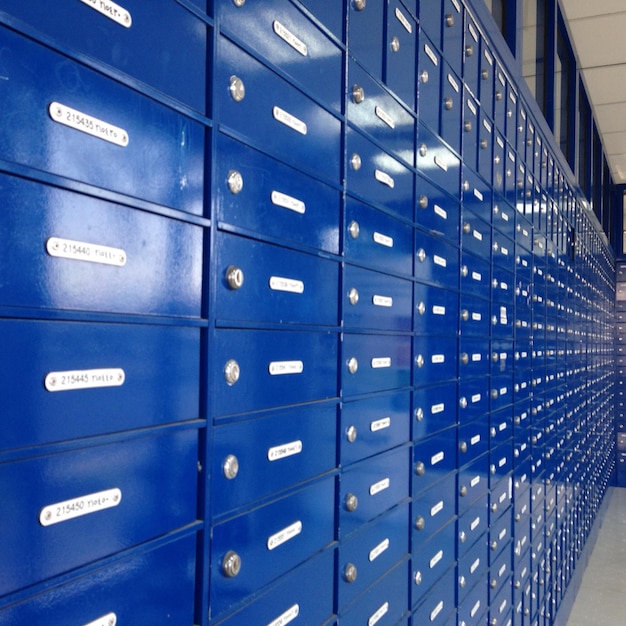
[434,204,447,220]
[431,451,444,465]
[500,282,508,290]
[471,600,481,618]
[269,276,305,294]
[431,500,444,516]
[273,20,308,56]
[501,246,509,256]
[267,440,303,462]
[434,156,448,171]
[499,387,507,397]
[473,188,484,201]
[471,312,482,321]
[424,44,439,66]
[471,271,482,281]
[473,229,483,242]
[273,106,307,135]
[471,353,481,362]
[501,211,509,222]
[468,22,478,41]
[373,231,394,247]
[433,255,447,267]
[371,417,391,432]
[430,549,443,569]
[467,99,477,116]
[40,488,121,526]
[271,190,306,214]
[369,538,390,562]
[375,169,395,188]
[268,361,304,375]
[46,237,126,267]
[432,305,446,316]
[44,368,125,392]
[499,528,507,540]
[267,520,302,550]
[370,477,390,496]
[451,0,461,11]
[431,403,445,414]
[371,357,391,369]
[369,602,389,626]
[80,0,131,27]
[470,475,480,487]
[373,295,393,307]
[471,394,481,403]
[482,118,492,132]
[499,563,507,577]
[447,73,460,93]
[49,102,128,147]
[430,600,444,622]
[432,354,445,364]
[484,49,493,65]
[267,604,300,626]
[470,516,481,531]
[84,614,117,626]
[470,557,481,574]
[375,106,396,129]
[498,72,505,86]
[497,136,504,148]
[499,491,507,504]
[395,7,413,33]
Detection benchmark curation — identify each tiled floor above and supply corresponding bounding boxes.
[566,487,626,625]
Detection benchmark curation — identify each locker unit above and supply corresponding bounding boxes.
[0,1,617,626]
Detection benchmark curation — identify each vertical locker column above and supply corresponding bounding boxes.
[341,2,415,624]
[0,1,209,623]
[616,262,626,486]
[209,1,344,623]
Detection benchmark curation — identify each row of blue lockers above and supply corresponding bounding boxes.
[614,262,626,486]
[0,1,617,626]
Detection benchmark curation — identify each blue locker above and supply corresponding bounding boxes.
[460,252,491,298]
[441,0,463,76]
[458,452,490,514]
[414,283,459,335]
[440,64,463,154]
[413,334,458,387]
[463,11,481,99]
[459,336,490,378]
[212,329,338,417]
[0,535,197,626]
[0,0,208,112]
[413,427,458,495]
[340,391,411,466]
[459,417,490,465]
[463,168,492,223]
[339,445,411,539]
[215,36,341,183]
[414,228,460,288]
[416,172,461,243]
[457,578,488,625]
[411,562,456,623]
[211,402,337,518]
[418,32,443,132]
[217,0,343,112]
[298,0,345,41]
[0,173,203,317]
[0,319,200,452]
[412,380,458,440]
[463,90,480,172]
[457,494,489,559]
[346,0,385,80]
[478,110,494,182]
[347,59,416,163]
[0,427,198,597]
[419,0,443,48]
[214,231,339,327]
[412,471,457,549]
[0,26,205,214]
[338,502,410,609]
[479,42,494,110]
[345,198,415,277]
[210,476,335,619]
[458,534,489,604]
[459,293,490,337]
[346,126,415,220]
[417,123,461,194]
[458,377,490,424]
[215,133,341,255]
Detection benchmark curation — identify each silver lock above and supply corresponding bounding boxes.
[418,194,428,209]
[390,36,400,53]
[227,169,244,194]
[417,301,426,315]
[464,120,472,132]
[461,309,469,322]
[352,84,365,104]
[415,515,425,531]
[444,97,453,111]
[350,153,362,170]
[225,265,245,290]
[482,69,489,80]
[417,248,426,262]
[490,578,497,590]
[460,265,468,277]
[223,454,239,480]
[491,540,498,551]
[354,0,366,10]
[229,75,246,102]
[348,220,361,239]
[415,407,424,421]
[496,90,503,101]
[463,222,471,234]
[480,138,488,149]
[459,575,466,589]
[491,389,499,400]
[445,13,454,27]
[491,315,498,326]
[459,396,468,409]
[491,502,498,513]
[419,144,427,157]
[490,427,496,437]
[415,461,425,476]
[344,563,358,583]
[347,357,359,374]
[459,441,468,454]
[465,44,474,57]
[461,353,469,365]
[345,493,359,512]
[462,180,470,192]
[348,287,360,306]
[490,618,498,626]
[222,551,242,578]
[224,359,241,385]
[459,531,466,543]
[420,70,429,84]
[233,0,245,6]
[414,571,423,585]
[415,354,424,368]
[514,580,522,589]
[346,425,358,443]
[460,485,467,497]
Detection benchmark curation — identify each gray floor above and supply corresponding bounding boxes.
[566,487,626,625]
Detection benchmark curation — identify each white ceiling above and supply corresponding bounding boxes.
[560,0,626,183]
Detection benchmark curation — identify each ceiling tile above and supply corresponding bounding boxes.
[561,0,626,20]
[582,66,626,104]
[595,103,626,134]
[568,16,626,68]
[600,131,626,155]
